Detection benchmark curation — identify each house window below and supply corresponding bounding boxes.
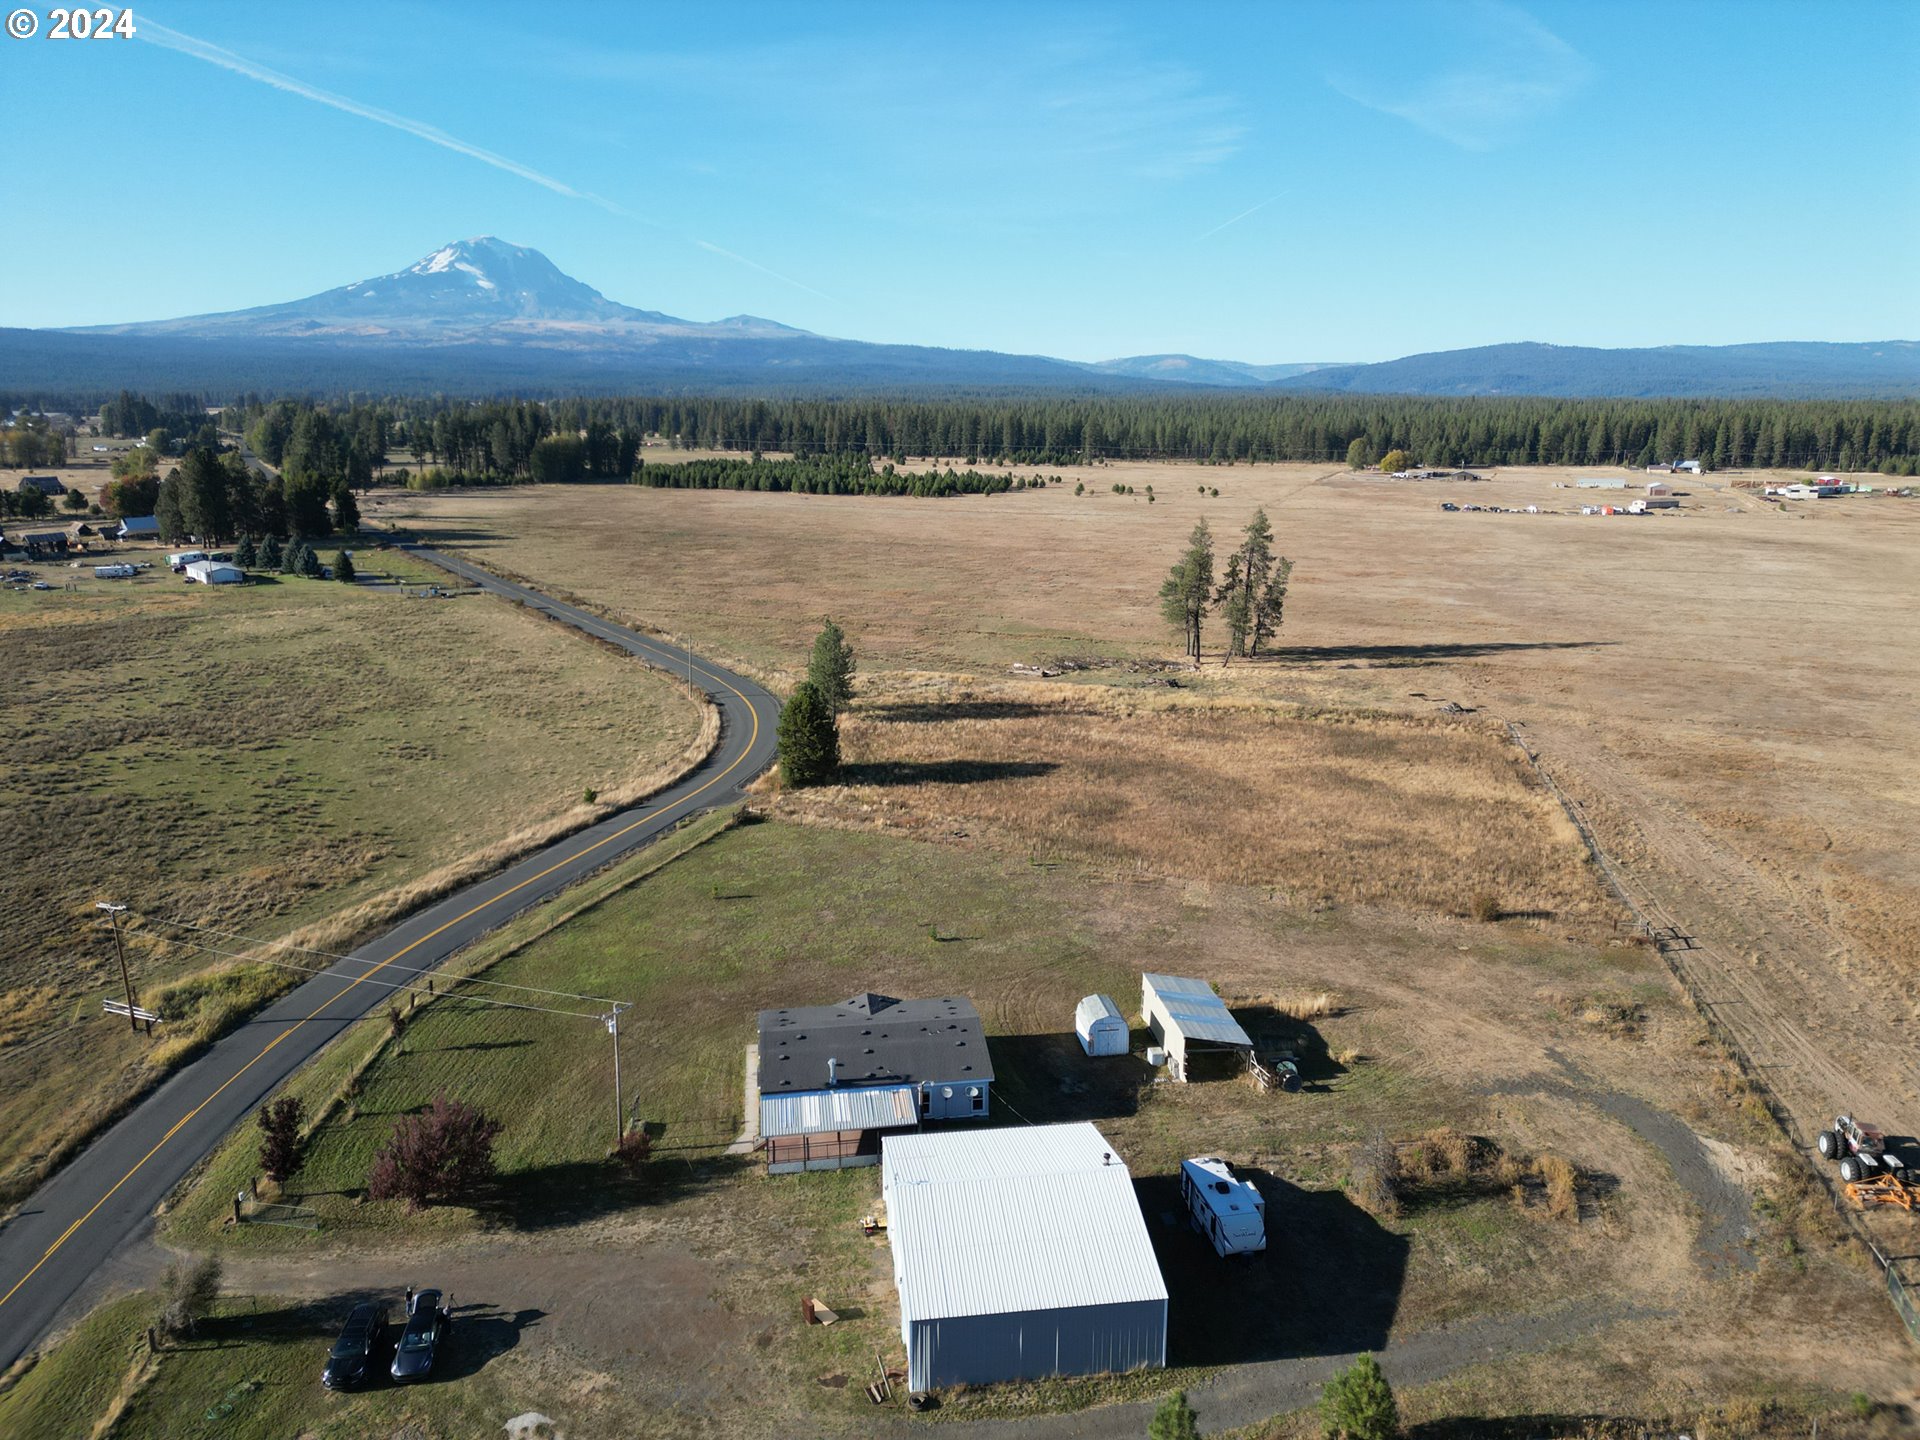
[969,1086,984,1113]
[919,1089,931,1117]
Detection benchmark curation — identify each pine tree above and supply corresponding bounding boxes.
[333,550,355,583]
[234,536,257,568]
[299,544,324,579]
[777,680,840,787]
[1157,519,1214,661]
[280,540,305,576]
[1148,1390,1200,1440]
[331,484,360,534]
[259,535,283,570]
[1215,509,1276,661]
[806,618,856,716]
[1319,1354,1399,1440]
[1252,555,1293,657]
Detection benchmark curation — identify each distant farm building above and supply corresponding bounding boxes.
[1075,994,1129,1057]
[883,1122,1168,1392]
[22,532,68,559]
[1647,462,1674,474]
[17,475,65,497]
[1140,974,1252,1082]
[117,515,160,539]
[1674,460,1702,474]
[1576,477,1627,490]
[755,992,992,1173]
[1645,481,1672,497]
[185,560,244,585]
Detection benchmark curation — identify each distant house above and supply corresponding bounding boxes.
[1674,459,1703,474]
[17,475,65,497]
[1646,462,1674,475]
[23,532,69,559]
[185,560,244,585]
[1141,974,1252,1082]
[1645,481,1672,497]
[755,992,993,1173]
[117,515,160,539]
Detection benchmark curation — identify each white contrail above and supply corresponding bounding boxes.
[138,19,627,214]
[694,240,838,304]
[1196,190,1288,241]
[137,17,838,304]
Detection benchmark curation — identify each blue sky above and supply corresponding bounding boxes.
[3,0,1915,361]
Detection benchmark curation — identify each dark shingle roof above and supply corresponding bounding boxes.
[757,993,993,1093]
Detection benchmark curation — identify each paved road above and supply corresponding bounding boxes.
[0,545,780,1370]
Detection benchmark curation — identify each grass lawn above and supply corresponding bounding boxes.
[0,553,706,1194]
[0,1292,152,1437]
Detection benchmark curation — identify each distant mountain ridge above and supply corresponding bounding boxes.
[1268,340,1920,400]
[5,239,1913,398]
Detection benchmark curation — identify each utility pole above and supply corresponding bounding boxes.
[604,1003,630,1146]
[97,901,137,1033]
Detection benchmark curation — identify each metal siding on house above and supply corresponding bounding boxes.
[759,1084,917,1138]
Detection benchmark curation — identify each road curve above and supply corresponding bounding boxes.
[0,545,780,1370]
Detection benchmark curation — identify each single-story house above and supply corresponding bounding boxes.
[1675,459,1703,474]
[166,550,207,568]
[23,532,69,559]
[884,1122,1167,1392]
[1645,481,1672,497]
[17,475,65,497]
[756,992,994,1173]
[1141,973,1252,1082]
[117,515,160,539]
[185,559,244,585]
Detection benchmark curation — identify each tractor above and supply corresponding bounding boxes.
[1816,1114,1906,1184]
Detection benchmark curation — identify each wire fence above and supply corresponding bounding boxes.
[1503,721,1919,1348]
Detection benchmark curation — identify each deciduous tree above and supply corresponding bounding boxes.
[367,1094,503,1211]
[256,1096,306,1186]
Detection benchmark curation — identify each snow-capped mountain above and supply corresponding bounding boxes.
[74,237,808,344]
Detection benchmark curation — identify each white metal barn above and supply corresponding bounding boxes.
[1075,994,1128,1057]
[883,1123,1168,1392]
[185,560,243,585]
[1140,974,1252,1082]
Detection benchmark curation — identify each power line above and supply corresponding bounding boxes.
[155,933,613,1021]
[142,915,620,1008]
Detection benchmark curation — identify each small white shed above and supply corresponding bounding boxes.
[1075,995,1128,1057]
[1645,481,1672,497]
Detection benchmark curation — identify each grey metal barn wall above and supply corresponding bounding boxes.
[906,1299,1167,1391]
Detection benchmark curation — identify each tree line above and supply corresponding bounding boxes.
[635,453,1037,497]
[174,391,1920,474]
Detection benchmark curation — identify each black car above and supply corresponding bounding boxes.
[389,1288,450,1383]
[321,1302,389,1391]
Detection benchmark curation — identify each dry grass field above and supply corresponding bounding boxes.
[91,817,1910,1437]
[376,466,1920,1169]
[0,554,707,1194]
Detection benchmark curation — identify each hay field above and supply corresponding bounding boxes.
[379,465,1920,1144]
[0,560,705,1191]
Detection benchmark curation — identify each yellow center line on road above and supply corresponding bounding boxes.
[0,596,764,1314]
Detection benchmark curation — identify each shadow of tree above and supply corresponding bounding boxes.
[1270,640,1615,666]
[481,1152,751,1232]
[836,759,1058,787]
[862,699,1076,724]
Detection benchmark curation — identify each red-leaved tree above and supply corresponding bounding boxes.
[255,1095,307,1186]
[367,1094,503,1211]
